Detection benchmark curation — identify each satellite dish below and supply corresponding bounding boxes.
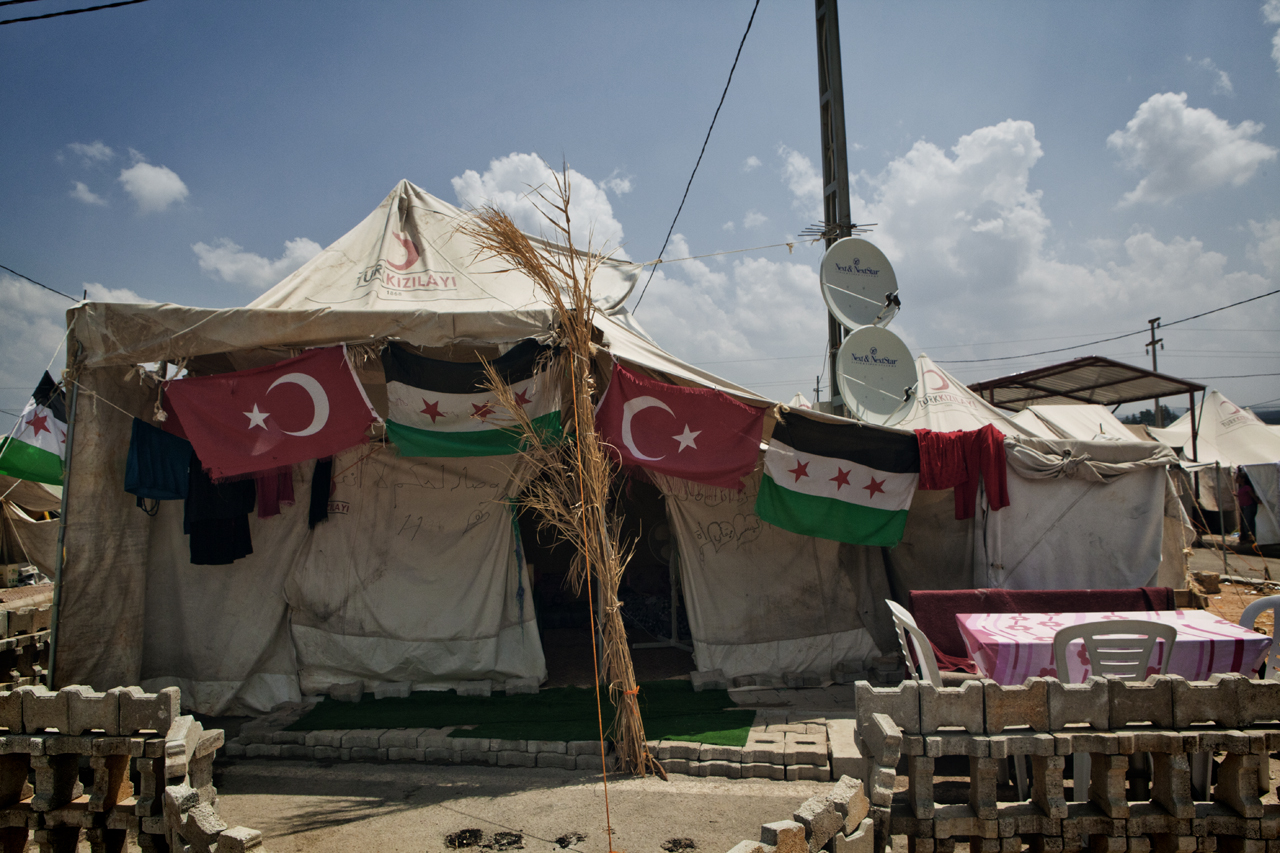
[820,237,899,328]
[835,326,917,427]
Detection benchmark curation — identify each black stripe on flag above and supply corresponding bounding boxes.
[381,339,551,394]
[33,372,67,423]
[771,414,918,474]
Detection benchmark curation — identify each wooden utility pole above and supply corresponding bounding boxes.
[1146,317,1164,427]
[815,0,852,411]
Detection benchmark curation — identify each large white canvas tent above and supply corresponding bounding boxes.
[1023,404,1135,441]
[0,475,59,578]
[894,355,1053,437]
[1151,390,1280,544]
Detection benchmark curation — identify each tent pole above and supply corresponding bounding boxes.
[1216,461,1228,575]
[1188,391,1199,462]
[47,355,80,689]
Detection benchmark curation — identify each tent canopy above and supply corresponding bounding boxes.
[967,356,1204,411]
[1150,389,1280,467]
[895,354,1054,437]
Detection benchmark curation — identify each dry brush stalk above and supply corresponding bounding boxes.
[464,171,663,778]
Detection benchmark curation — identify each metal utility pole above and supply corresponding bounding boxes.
[1146,317,1164,427]
[815,0,852,412]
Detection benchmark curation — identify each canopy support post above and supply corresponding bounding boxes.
[47,352,80,690]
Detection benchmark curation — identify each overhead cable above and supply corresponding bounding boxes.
[0,264,76,300]
[938,286,1280,364]
[632,0,760,313]
[1,0,149,25]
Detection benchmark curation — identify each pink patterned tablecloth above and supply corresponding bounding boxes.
[956,609,1270,685]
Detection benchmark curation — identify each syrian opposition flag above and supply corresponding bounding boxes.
[596,362,765,491]
[756,414,919,547]
[0,373,67,486]
[164,345,379,480]
[381,339,560,458]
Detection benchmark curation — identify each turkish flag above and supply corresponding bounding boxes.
[596,362,765,490]
[164,345,379,480]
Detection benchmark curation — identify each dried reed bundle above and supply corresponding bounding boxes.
[462,171,664,779]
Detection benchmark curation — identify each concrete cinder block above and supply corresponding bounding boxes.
[1173,674,1247,728]
[422,747,452,762]
[535,752,574,770]
[379,728,426,749]
[984,677,1050,733]
[567,740,603,756]
[861,713,902,769]
[828,775,869,831]
[386,747,424,761]
[0,692,22,732]
[280,745,311,760]
[794,793,843,853]
[65,685,118,736]
[856,680,919,734]
[761,820,807,853]
[504,677,540,695]
[528,740,566,755]
[832,660,868,686]
[1237,678,1280,726]
[691,669,729,692]
[340,730,385,749]
[489,738,525,752]
[449,736,489,752]
[496,750,535,767]
[785,732,828,767]
[18,686,67,734]
[1109,675,1175,728]
[919,680,985,734]
[790,764,831,781]
[328,681,363,703]
[831,818,873,853]
[372,682,411,700]
[704,760,741,778]
[662,757,691,775]
[270,730,305,745]
[217,826,263,853]
[303,730,348,748]
[118,686,179,735]
[1152,751,1196,819]
[244,744,281,758]
[348,747,384,761]
[1215,752,1264,819]
[1046,677,1109,731]
[726,843,773,853]
[456,680,492,697]
[699,743,742,762]
[826,721,866,785]
[744,732,786,765]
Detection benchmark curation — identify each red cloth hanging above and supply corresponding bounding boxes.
[915,424,1009,519]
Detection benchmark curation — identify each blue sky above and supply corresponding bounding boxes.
[3,0,1279,427]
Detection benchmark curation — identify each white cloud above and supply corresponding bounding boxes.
[70,181,106,206]
[778,144,823,222]
[603,170,633,195]
[67,141,114,165]
[1249,219,1280,275]
[743,156,762,172]
[743,210,768,229]
[1106,92,1277,206]
[192,237,322,290]
[82,282,152,303]
[118,159,189,213]
[451,153,629,257]
[1266,1,1280,76]
[1188,56,1234,96]
[722,221,736,233]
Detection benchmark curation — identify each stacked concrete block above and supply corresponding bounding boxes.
[0,605,52,691]
[845,676,1280,852]
[721,776,873,853]
[0,684,266,852]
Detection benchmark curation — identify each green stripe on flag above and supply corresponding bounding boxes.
[756,473,907,547]
[0,437,63,486]
[387,411,562,458]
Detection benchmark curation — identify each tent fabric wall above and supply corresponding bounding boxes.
[1242,463,1280,546]
[653,472,881,679]
[1,504,58,576]
[1025,404,1135,441]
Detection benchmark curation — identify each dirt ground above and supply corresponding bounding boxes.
[1187,540,1277,632]
[213,760,827,853]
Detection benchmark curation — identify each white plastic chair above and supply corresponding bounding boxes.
[1053,619,1177,801]
[1240,595,1280,681]
[885,599,941,686]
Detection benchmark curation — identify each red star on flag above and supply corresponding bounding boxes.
[420,399,444,423]
[471,401,495,421]
[789,460,810,483]
[863,476,886,498]
[513,388,533,407]
[830,468,851,490]
[25,411,50,437]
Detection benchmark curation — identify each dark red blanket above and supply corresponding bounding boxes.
[908,587,1177,665]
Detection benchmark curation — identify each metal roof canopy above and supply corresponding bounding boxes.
[968,356,1207,459]
[968,356,1205,410]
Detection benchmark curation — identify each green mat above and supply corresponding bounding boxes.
[285,679,755,746]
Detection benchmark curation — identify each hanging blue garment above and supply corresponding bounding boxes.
[125,418,193,501]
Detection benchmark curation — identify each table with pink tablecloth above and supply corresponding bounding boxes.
[956,609,1270,685]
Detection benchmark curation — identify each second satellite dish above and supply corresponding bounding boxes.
[819,237,899,328]
[835,326,917,427]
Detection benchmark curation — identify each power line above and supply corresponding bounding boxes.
[632,0,759,313]
[1186,372,1280,380]
[937,286,1280,364]
[0,0,45,7]
[1,0,149,25]
[0,264,76,300]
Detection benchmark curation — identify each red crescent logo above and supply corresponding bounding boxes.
[386,231,420,272]
[924,369,950,392]
[1219,399,1241,415]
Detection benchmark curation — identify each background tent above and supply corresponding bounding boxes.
[895,355,1054,437]
[0,475,59,578]
[1023,404,1135,441]
[1150,389,1280,544]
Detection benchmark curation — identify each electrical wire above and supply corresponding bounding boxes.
[936,286,1280,364]
[0,264,76,300]
[632,0,760,313]
[0,0,149,25]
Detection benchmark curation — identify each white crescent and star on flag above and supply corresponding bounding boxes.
[620,395,702,461]
[243,372,331,436]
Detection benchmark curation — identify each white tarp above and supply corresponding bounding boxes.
[1026,404,1136,441]
[652,472,880,679]
[1241,462,1280,546]
[1150,390,1280,467]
